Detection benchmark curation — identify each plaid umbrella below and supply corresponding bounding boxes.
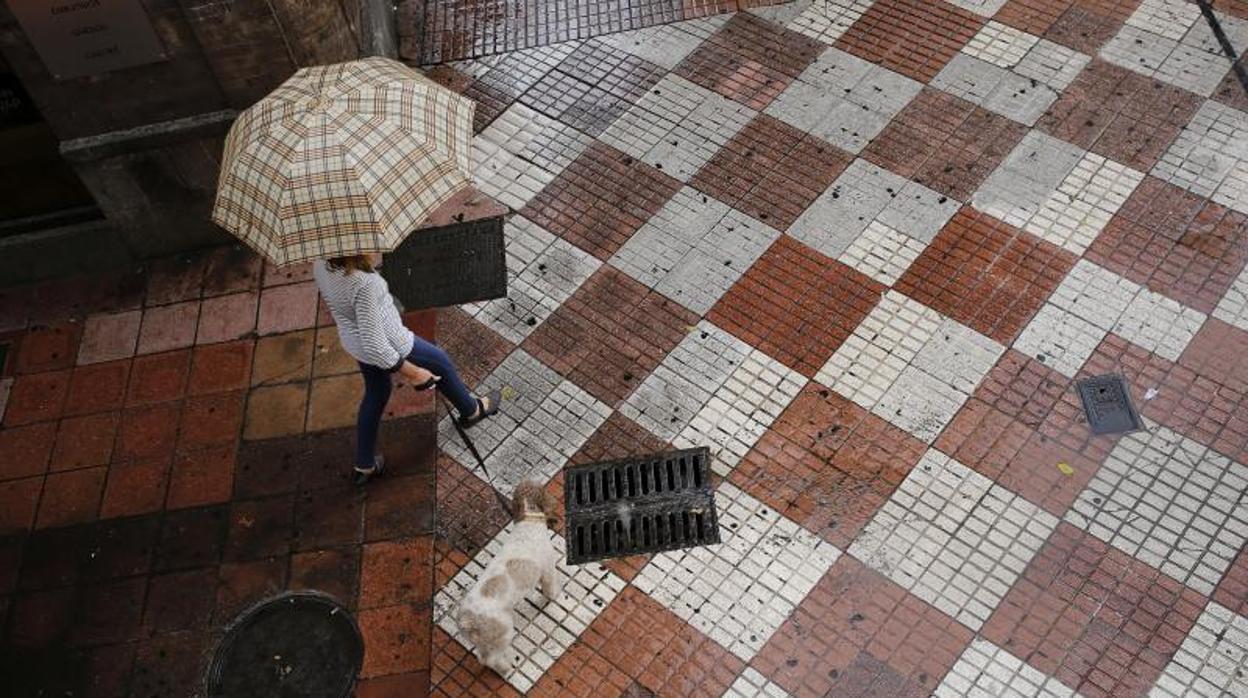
[212,57,475,266]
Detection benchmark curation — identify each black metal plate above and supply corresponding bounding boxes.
[564,447,720,565]
[206,592,363,698]
[1077,374,1142,435]
[381,216,506,310]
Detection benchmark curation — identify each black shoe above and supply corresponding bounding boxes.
[455,389,501,429]
[352,455,385,486]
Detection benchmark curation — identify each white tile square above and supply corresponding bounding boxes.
[1213,264,1248,332]
[1012,303,1108,378]
[1023,151,1145,255]
[473,103,594,209]
[724,667,793,697]
[674,347,805,477]
[931,53,1059,126]
[937,638,1079,697]
[945,0,1009,16]
[963,21,1040,68]
[633,482,841,661]
[871,365,971,444]
[1100,0,1248,96]
[590,16,729,69]
[1065,424,1248,595]
[600,74,707,159]
[973,130,1088,228]
[837,220,929,285]
[1153,99,1248,214]
[435,526,627,693]
[849,449,1059,630]
[787,0,875,45]
[1112,288,1207,361]
[1151,601,1248,698]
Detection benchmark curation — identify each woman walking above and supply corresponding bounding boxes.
[314,253,500,485]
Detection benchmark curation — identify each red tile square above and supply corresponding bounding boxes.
[674,13,823,110]
[50,412,118,472]
[0,476,42,532]
[982,522,1205,698]
[290,546,360,603]
[166,443,237,509]
[115,402,180,461]
[178,391,245,450]
[999,0,1139,54]
[863,88,1029,201]
[15,322,80,374]
[1085,177,1248,314]
[896,207,1078,344]
[360,536,434,609]
[434,455,511,589]
[431,626,522,698]
[835,0,983,82]
[691,114,853,231]
[258,281,319,336]
[143,568,216,632]
[36,466,105,529]
[523,266,699,406]
[530,642,632,698]
[360,603,432,678]
[580,587,744,695]
[754,555,973,698]
[64,360,130,417]
[1214,542,1248,618]
[196,291,259,344]
[733,384,926,548]
[76,310,141,365]
[125,350,190,406]
[521,141,682,260]
[1180,319,1248,391]
[136,301,200,355]
[1037,60,1204,171]
[188,340,254,396]
[709,235,885,377]
[224,494,296,562]
[214,557,287,622]
[0,421,56,480]
[99,456,171,519]
[434,308,514,388]
[3,369,70,426]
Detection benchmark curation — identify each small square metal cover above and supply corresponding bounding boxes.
[564,447,720,565]
[1077,374,1142,435]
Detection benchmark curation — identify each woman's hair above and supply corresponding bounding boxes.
[325,254,374,275]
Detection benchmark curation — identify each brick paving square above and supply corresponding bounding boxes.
[524,265,697,406]
[982,522,1207,698]
[753,553,974,698]
[521,141,682,260]
[897,207,1077,345]
[690,114,853,230]
[835,0,984,82]
[675,12,823,109]
[863,88,1029,202]
[996,0,1138,54]
[1037,59,1204,172]
[1086,176,1248,313]
[709,235,885,378]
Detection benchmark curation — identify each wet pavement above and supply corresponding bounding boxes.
[427,1,1248,696]
[3,0,1248,696]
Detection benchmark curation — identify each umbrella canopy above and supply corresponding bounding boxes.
[212,57,475,266]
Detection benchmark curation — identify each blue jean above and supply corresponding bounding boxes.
[356,335,475,466]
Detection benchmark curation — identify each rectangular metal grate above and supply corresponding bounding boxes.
[381,216,507,311]
[1077,374,1142,435]
[564,447,720,565]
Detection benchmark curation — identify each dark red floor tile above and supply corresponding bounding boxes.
[166,443,237,510]
[127,631,208,698]
[691,114,853,231]
[523,266,698,406]
[709,235,885,377]
[1180,319,1248,391]
[521,141,682,261]
[144,252,209,306]
[177,391,245,450]
[431,625,522,697]
[35,466,105,529]
[114,402,180,461]
[531,641,633,697]
[124,350,190,407]
[63,360,131,417]
[3,369,71,427]
[9,587,77,646]
[0,476,43,533]
[753,555,972,698]
[434,455,510,589]
[360,536,434,610]
[365,473,436,542]
[357,671,432,698]
[896,207,1077,345]
[143,568,217,632]
[290,546,361,606]
[674,13,823,110]
[80,641,137,698]
[997,0,1138,53]
[983,523,1205,698]
[434,308,514,389]
[293,485,365,551]
[0,533,23,594]
[0,421,56,481]
[1085,176,1248,314]
[154,505,228,573]
[188,340,254,396]
[359,603,432,678]
[835,0,983,82]
[50,412,118,472]
[83,516,159,582]
[72,576,146,645]
[1037,60,1203,172]
[864,88,1029,201]
[99,456,171,520]
[18,525,90,590]
[224,494,295,562]
[15,322,81,375]
[213,557,287,622]
[733,384,926,548]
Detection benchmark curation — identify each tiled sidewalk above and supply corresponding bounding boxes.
[0,251,441,695]
[428,1,1248,696]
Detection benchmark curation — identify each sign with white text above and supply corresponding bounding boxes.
[9,0,167,80]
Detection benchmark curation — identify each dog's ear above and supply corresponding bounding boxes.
[542,491,560,530]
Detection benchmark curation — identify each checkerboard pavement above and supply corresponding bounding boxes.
[417,1,1248,695]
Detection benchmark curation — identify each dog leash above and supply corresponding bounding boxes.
[438,392,513,517]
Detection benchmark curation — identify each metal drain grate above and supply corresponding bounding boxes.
[564,447,720,565]
[1077,374,1142,435]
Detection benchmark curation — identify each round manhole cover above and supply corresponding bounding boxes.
[206,592,363,698]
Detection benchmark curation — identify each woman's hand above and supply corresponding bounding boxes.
[399,361,439,388]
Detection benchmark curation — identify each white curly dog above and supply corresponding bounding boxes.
[457,479,563,675]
